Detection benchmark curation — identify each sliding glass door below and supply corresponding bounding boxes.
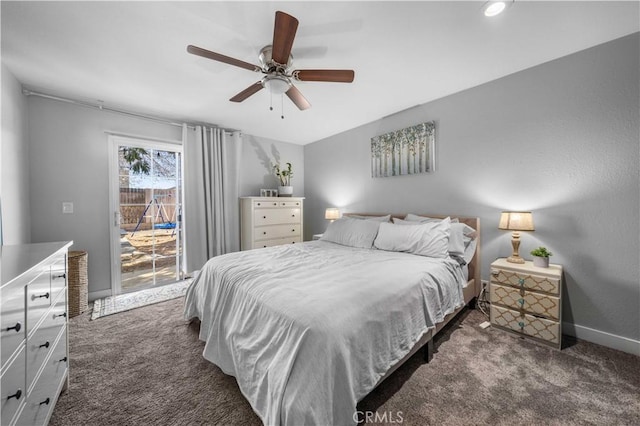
[109,135,183,294]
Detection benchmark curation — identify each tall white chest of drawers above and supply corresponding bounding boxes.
[1,241,72,426]
[240,197,304,250]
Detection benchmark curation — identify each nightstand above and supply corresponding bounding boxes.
[312,234,323,240]
[489,258,563,349]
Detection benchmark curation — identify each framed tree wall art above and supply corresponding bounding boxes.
[371,121,435,178]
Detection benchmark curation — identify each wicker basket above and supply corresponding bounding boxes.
[68,250,88,318]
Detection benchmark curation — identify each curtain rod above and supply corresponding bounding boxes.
[22,88,238,133]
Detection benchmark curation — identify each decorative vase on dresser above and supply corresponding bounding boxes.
[1,241,73,426]
[240,197,304,250]
[489,258,564,349]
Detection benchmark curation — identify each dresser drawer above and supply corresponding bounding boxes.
[491,305,560,345]
[254,224,301,242]
[1,283,26,368]
[490,282,560,321]
[16,331,67,426]
[252,236,302,249]
[491,268,560,295]
[1,346,26,426]
[49,252,67,303]
[26,294,66,391]
[26,274,52,335]
[278,200,302,208]
[253,200,280,208]
[254,208,301,226]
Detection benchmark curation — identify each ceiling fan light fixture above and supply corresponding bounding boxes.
[262,75,291,95]
[482,1,512,17]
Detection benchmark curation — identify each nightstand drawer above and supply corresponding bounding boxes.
[491,267,560,295]
[491,305,561,345]
[490,282,560,320]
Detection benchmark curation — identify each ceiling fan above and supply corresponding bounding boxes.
[187,11,355,112]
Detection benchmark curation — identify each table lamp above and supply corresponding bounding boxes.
[325,208,340,222]
[498,211,534,264]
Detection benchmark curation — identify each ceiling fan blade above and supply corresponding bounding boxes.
[285,85,311,110]
[187,45,260,72]
[294,69,355,83]
[230,82,264,102]
[272,11,299,65]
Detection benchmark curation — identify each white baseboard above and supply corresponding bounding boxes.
[563,322,640,356]
[88,289,112,302]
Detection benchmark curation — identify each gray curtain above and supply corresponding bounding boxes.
[182,125,241,273]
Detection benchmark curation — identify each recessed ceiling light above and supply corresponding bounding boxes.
[482,1,513,17]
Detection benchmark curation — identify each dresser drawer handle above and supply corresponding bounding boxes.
[39,341,50,349]
[518,298,525,306]
[54,312,67,319]
[39,398,50,406]
[53,273,66,280]
[263,216,266,219]
[7,389,22,400]
[263,231,267,235]
[32,292,50,300]
[518,321,525,329]
[291,214,295,217]
[518,278,525,285]
[272,203,277,206]
[6,322,22,332]
[256,203,261,206]
[59,356,68,363]
[291,229,295,232]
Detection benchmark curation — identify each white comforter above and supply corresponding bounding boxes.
[184,240,466,426]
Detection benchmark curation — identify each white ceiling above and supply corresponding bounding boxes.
[2,1,638,145]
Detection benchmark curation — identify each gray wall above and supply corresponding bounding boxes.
[304,34,640,351]
[27,96,182,299]
[240,134,304,198]
[1,64,31,244]
[26,96,302,299]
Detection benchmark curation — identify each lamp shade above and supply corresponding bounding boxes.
[325,208,340,220]
[498,211,534,231]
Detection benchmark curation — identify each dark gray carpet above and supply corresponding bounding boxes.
[50,297,639,425]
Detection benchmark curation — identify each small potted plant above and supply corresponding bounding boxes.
[274,162,293,197]
[530,246,552,268]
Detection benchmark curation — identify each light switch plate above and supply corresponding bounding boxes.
[62,202,74,214]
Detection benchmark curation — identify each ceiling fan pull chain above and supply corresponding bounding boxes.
[269,91,273,111]
[281,94,285,119]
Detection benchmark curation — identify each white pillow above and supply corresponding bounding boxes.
[348,214,391,222]
[404,213,459,224]
[320,217,380,248]
[393,218,471,257]
[374,218,451,258]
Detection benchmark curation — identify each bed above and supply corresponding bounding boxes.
[184,213,480,425]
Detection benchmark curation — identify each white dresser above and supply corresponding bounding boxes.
[1,241,72,426]
[240,197,304,250]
